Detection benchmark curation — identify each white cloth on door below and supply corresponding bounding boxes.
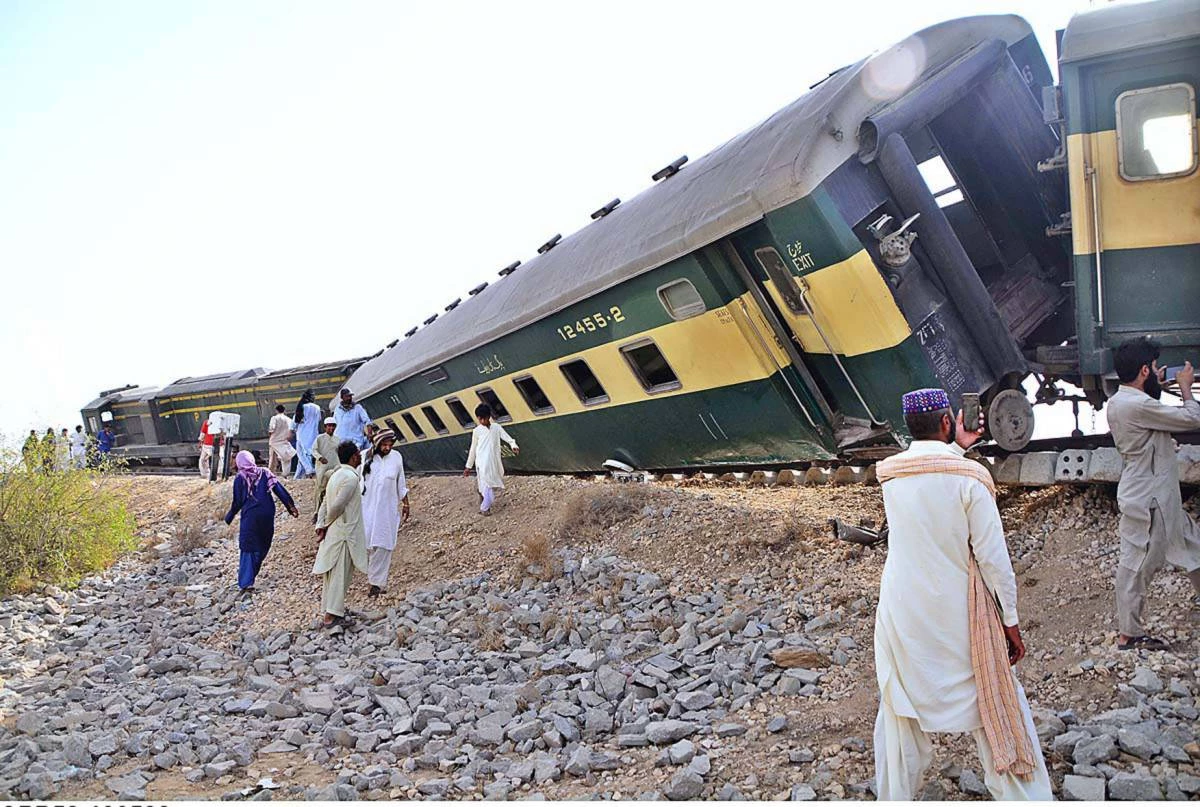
[363,450,408,552]
[465,423,517,494]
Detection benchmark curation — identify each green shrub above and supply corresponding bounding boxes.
[0,442,136,596]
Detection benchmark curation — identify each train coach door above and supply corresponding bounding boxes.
[1059,27,1200,377]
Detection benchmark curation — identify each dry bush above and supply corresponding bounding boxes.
[771,648,832,669]
[520,532,551,569]
[474,614,505,652]
[555,485,665,542]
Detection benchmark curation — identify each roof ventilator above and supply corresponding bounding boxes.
[652,155,687,181]
[445,298,461,311]
[468,282,488,295]
[386,339,399,349]
[590,198,621,220]
[423,314,438,326]
[498,261,521,277]
[404,326,418,338]
[537,234,562,254]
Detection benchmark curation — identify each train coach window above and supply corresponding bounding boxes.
[514,374,555,415]
[753,247,805,314]
[384,417,407,442]
[560,359,609,406]
[445,397,474,428]
[402,412,426,439]
[1117,84,1198,180]
[621,338,681,394]
[475,387,512,422]
[657,279,706,320]
[421,366,449,384]
[421,405,449,435]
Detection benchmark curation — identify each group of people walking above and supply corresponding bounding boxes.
[219,336,1200,799]
[20,424,111,471]
[221,389,520,627]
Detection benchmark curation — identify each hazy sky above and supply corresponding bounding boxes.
[0,0,1088,439]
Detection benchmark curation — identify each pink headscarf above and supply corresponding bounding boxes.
[235,450,277,497]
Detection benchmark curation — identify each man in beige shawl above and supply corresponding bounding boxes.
[312,440,368,626]
[873,388,1051,800]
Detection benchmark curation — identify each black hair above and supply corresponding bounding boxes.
[294,389,314,423]
[275,404,285,413]
[336,440,360,464]
[905,409,950,440]
[475,403,493,419]
[1113,337,1160,384]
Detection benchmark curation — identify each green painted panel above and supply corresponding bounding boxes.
[1063,40,1199,134]
[394,374,834,474]
[808,336,938,427]
[761,189,864,274]
[1074,243,1200,374]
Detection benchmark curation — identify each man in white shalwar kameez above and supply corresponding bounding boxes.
[873,388,1051,801]
[362,429,409,596]
[312,440,368,626]
[69,425,87,470]
[267,405,296,477]
[463,403,519,514]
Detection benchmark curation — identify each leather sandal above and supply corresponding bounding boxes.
[1117,635,1169,651]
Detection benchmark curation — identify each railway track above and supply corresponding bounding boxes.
[128,431,1200,488]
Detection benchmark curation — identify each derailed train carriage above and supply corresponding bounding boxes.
[341,1,1199,474]
[81,358,365,465]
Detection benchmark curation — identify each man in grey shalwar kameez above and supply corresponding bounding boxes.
[1106,337,1200,651]
[313,440,368,626]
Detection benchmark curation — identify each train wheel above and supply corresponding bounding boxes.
[988,389,1035,452]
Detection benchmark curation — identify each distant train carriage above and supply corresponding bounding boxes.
[344,13,1075,473]
[81,357,365,466]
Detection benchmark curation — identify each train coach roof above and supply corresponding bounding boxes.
[346,14,1034,401]
[259,357,367,380]
[82,386,160,411]
[1059,0,1200,64]
[158,368,265,398]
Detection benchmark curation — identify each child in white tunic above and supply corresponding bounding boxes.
[463,403,519,514]
[362,430,409,596]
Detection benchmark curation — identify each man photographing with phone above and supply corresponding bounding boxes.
[1107,337,1200,651]
[871,388,1050,800]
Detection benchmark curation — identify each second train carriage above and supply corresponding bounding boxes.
[344,12,1078,473]
[81,357,366,465]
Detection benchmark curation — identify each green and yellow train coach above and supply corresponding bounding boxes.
[81,358,365,465]
[347,11,1084,473]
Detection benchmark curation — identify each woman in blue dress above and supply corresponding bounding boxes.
[292,389,323,480]
[225,450,299,591]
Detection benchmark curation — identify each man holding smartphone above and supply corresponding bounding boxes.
[871,388,1050,800]
[1107,337,1200,651]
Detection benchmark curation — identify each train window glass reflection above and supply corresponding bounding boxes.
[384,417,407,442]
[514,375,555,415]
[621,339,681,394]
[657,279,706,320]
[445,397,474,428]
[753,247,805,314]
[475,387,512,422]
[421,405,449,435]
[559,360,609,406]
[1117,84,1198,180]
[402,412,426,439]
